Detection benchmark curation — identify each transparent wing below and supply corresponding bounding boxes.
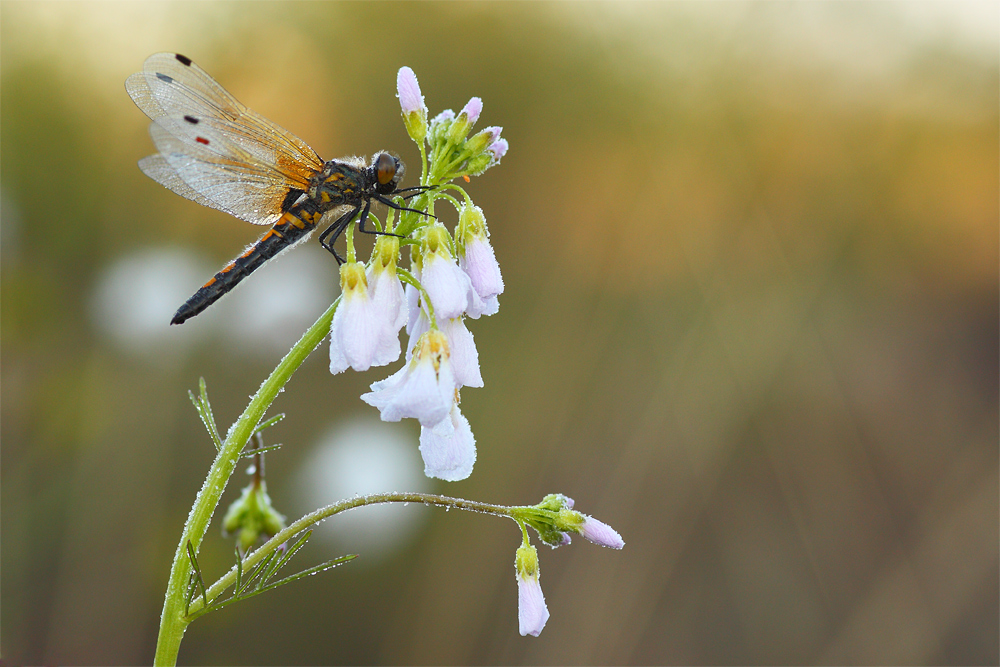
[126,52,323,224]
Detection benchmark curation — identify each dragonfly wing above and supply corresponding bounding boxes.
[148,121,296,226]
[127,53,324,224]
[137,153,220,210]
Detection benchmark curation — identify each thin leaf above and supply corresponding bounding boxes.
[190,555,357,618]
[251,413,286,437]
[234,546,244,597]
[258,542,288,589]
[186,541,209,610]
[258,555,357,594]
[239,443,283,459]
[240,550,278,595]
[188,378,223,451]
[272,531,312,574]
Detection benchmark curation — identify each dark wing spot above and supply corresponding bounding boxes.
[175,54,193,66]
[156,72,174,84]
[184,115,199,124]
[281,188,306,212]
[196,137,210,145]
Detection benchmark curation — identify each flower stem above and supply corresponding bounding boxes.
[153,299,338,666]
[188,492,518,615]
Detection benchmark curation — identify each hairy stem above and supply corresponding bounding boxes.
[189,492,517,614]
[154,299,338,666]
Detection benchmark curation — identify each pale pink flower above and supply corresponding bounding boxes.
[460,233,504,300]
[421,244,472,320]
[515,545,549,637]
[366,262,407,366]
[419,403,476,481]
[329,262,382,374]
[440,317,482,388]
[361,330,454,427]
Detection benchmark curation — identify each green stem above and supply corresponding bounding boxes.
[153,299,338,666]
[188,492,517,615]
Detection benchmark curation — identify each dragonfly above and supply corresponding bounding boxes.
[126,53,427,325]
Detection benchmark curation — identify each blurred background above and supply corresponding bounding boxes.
[2,2,997,664]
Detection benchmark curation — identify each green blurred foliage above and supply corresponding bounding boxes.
[2,2,997,665]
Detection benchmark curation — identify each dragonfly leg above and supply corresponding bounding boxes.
[318,205,361,264]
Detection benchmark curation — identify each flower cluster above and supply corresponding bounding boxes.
[329,67,506,481]
[513,494,624,636]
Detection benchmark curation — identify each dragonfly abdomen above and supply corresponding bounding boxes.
[170,211,317,325]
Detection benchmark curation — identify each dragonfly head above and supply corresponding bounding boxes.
[372,152,405,195]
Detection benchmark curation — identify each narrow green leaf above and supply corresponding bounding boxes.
[234,547,244,597]
[259,541,289,587]
[198,378,223,448]
[240,550,278,595]
[272,531,312,574]
[259,555,358,594]
[188,379,223,451]
[187,555,358,621]
[239,443,283,459]
[186,541,209,610]
[251,413,286,437]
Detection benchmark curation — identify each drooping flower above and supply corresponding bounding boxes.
[458,204,503,301]
[515,544,550,637]
[419,403,476,481]
[361,329,455,427]
[419,224,472,320]
[367,235,407,366]
[439,317,482,389]
[329,261,383,374]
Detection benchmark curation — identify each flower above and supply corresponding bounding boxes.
[440,317,482,388]
[419,403,476,481]
[419,224,472,320]
[396,67,424,113]
[458,204,504,302]
[519,494,626,550]
[361,329,455,427]
[515,544,550,636]
[367,236,407,366]
[329,261,384,374]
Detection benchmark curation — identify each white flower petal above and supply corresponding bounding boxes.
[581,516,625,549]
[418,405,476,481]
[421,253,471,320]
[441,318,482,389]
[361,331,455,426]
[517,573,550,637]
[460,235,504,299]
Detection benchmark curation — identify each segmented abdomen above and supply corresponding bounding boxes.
[170,211,317,325]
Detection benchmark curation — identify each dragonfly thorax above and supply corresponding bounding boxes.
[308,152,405,211]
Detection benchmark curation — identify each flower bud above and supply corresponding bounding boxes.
[448,97,483,142]
[397,66,427,143]
[222,480,286,553]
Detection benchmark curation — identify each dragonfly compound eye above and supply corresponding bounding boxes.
[375,152,398,186]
